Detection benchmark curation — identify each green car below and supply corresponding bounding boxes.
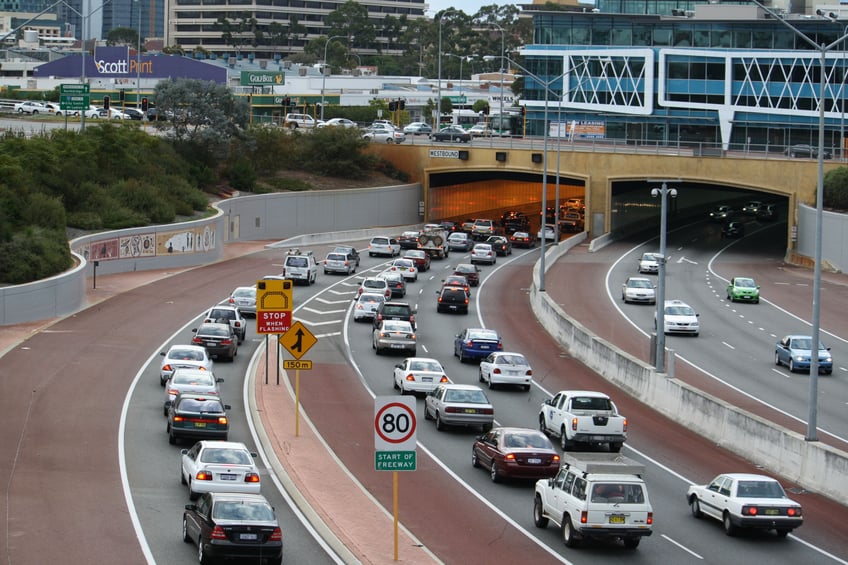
[727,276,760,303]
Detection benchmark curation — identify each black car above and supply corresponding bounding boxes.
[786,144,832,159]
[436,286,470,314]
[191,322,238,361]
[721,221,745,238]
[183,492,283,565]
[757,203,777,221]
[398,231,421,250]
[167,392,231,444]
[559,212,585,233]
[373,301,416,330]
[123,108,144,120]
[332,245,360,267]
[501,212,530,234]
[485,235,513,256]
[431,125,471,143]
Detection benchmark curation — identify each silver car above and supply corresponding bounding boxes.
[323,252,356,275]
[637,252,660,274]
[164,367,224,415]
[621,276,656,304]
[158,344,214,386]
[424,383,494,432]
[353,293,386,322]
[225,286,256,317]
[372,319,416,355]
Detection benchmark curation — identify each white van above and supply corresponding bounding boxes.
[282,250,317,285]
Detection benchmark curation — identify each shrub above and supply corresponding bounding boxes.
[823,166,848,211]
[0,227,72,284]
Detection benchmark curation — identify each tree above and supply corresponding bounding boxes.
[152,79,250,152]
[326,1,375,51]
[106,27,141,48]
[287,16,306,53]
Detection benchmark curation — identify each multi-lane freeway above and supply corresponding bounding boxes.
[2,216,848,564]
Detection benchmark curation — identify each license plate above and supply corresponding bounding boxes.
[479,345,490,349]
[239,533,258,540]
[422,377,432,382]
[219,474,237,481]
[764,508,780,515]
[463,408,477,414]
[527,458,542,464]
[609,515,625,524]
[391,344,405,349]
[194,422,207,428]
[205,342,217,347]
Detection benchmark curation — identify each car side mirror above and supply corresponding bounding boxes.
[544,398,554,406]
[217,378,225,383]
[181,449,189,455]
[160,351,166,357]
[185,504,196,511]
[251,452,258,458]
[192,328,198,333]
[224,404,232,410]
[696,313,700,317]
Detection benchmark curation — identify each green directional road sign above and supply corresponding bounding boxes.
[375,451,416,471]
[60,83,90,112]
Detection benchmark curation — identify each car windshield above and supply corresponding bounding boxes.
[170,349,205,360]
[172,373,214,385]
[444,389,488,404]
[468,329,499,341]
[201,448,252,464]
[735,278,756,288]
[496,354,527,366]
[177,398,224,413]
[641,253,658,262]
[213,501,275,521]
[790,338,824,350]
[666,306,695,316]
[504,432,551,449]
[628,279,652,289]
[571,396,613,410]
[736,480,786,498]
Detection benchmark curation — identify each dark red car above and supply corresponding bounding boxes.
[472,427,560,482]
[509,231,537,248]
[453,263,481,287]
[403,249,431,272]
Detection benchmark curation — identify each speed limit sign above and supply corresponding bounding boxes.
[374,396,417,451]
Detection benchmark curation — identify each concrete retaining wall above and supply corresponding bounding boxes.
[530,237,848,505]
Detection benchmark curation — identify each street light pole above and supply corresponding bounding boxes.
[444,53,464,103]
[321,35,348,122]
[490,23,505,142]
[436,9,456,131]
[649,181,678,372]
[135,0,141,117]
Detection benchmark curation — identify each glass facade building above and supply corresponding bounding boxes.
[520,5,848,153]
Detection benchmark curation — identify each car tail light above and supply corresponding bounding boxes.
[245,472,260,483]
[269,527,283,542]
[497,342,503,351]
[479,408,494,414]
[410,315,415,326]
[167,388,179,396]
[196,471,213,481]
[787,507,801,517]
[233,321,242,328]
[526,369,533,376]
[464,340,473,347]
[437,296,443,303]
[439,375,449,383]
[376,314,383,323]
[463,298,469,305]
[505,453,516,461]
[191,336,203,345]
[210,525,227,540]
[493,368,502,374]
[410,333,416,340]
[622,418,628,432]
[221,338,233,345]
[228,297,235,304]
[742,506,758,516]
[552,454,560,463]
[580,511,588,524]
[571,417,579,431]
[217,416,228,425]
[405,374,417,382]
[163,364,173,372]
[173,415,185,422]
[646,512,653,525]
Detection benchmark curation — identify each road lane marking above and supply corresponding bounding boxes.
[661,534,703,559]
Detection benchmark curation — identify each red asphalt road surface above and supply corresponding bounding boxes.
[1,239,847,563]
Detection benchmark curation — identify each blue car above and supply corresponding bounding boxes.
[454,328,503,363]
[774,335,833,374]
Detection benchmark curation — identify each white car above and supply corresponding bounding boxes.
[368,236,400,257]
[403,122,432,135]
[686,473,803,537]
[99,107,129,119]
[159,344,214,386]
[478,352,533,391]
[657,299,699,336]
[83,105,101,119]
[470,243,496,265]
[393,357,451,395]
[164,367,223,415]
[180,440,261,501]
[353,292,386,322]
[317,117,358,128]
[621,276,656,304]
[225,286,256,317]
[537,224,557,241]
[14,101,47,114]
[637,252,661,274]
[363,124,406,144]
[389,258,418,282]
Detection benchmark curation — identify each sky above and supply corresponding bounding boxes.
[424,0,516,17]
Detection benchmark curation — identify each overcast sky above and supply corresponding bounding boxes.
[425,1,516,17]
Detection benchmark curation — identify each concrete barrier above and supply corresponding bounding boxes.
[530,237,848,505]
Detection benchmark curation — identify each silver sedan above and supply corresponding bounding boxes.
[424,384,494,432]
[164,367,224,415]
[372,319,416,355]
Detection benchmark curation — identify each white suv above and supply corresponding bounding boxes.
[284,113,317,129]
[368,236,400,257]
[657,299,700,336]
[282,249,318,285]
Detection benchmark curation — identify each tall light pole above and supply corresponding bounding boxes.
[489,23,505,141]
[436,9,456,130]
[649,181,678,373]
[758,2,848,441]
[134,0,141,116]
[444,53,464,102]
[320,35,349,122]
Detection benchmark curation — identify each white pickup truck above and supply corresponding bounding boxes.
[533,453,653,549]
[538,390,627,452]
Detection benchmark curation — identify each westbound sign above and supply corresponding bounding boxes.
[256,278,293,334]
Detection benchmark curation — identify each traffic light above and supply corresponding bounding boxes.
[399,100,406,110]
[103,95,110,110]
[520,106,525,116]
[119,89,125,102]
[284,96,291,107]
[388,101,397,111]
[141,97,148,112]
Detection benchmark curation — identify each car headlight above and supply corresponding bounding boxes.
[795,355,805,361]
[824,357,833,363]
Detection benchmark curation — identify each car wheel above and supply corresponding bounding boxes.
[163,404,169,417]
[490,462,501,483]
[789,358,796,373]
[623,537,641,549]
[560,427,573,451]
[168,426,177,445]
[775,352,781,366]
[457,348,465,363]
[393,376,400,390]
[189,482,200,501]
[198,535,211,564]
[160,375,167,386]
[722,512,737,536]
[609,442,623,453]
[690,497,703,518]
[435,412,445,431]
[182,517,192,543]
[562,516,580,548]
[523,384,531,392]
[533,495,549,528]
[479,369,485,383]
[471,449,480,468]
[181,469,187,485]
[424,404,433,420]
[487,377,496,390]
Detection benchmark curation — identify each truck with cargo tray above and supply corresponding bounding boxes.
[417,224,450,259]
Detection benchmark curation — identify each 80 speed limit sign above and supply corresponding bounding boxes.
[374,396,417,451]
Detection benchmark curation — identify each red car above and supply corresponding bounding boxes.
[403,249,431,272]
[509,231,537,248]
[472,427,560,482]
[453,263,480,287]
